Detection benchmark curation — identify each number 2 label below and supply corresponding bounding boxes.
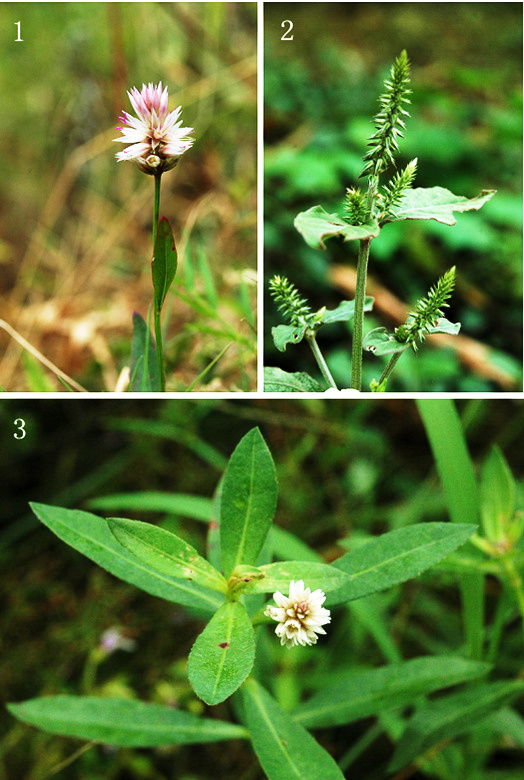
[281,20,293,41]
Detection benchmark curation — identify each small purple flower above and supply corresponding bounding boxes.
[113,82,194,175]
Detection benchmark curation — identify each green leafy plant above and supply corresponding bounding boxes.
[8,418,524,778]
[266,51,496,392]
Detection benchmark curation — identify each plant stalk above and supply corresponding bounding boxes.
[305,332,338,389]
[152,172,165,391]
[378,350,403,388]
[350,237,371,390]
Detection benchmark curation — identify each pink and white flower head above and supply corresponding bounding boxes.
[113,82,194,175]
[264,580,331,649]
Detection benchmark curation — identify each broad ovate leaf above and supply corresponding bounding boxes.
[295,205,380,249]
[387,187,496,226]
[188,601,255,705]
[263,367,326,392]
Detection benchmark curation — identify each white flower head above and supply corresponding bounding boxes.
[113,81,194,175]
[264,580,331,649]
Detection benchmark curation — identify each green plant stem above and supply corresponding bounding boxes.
[378,350,403,387]
[350,237,371,390]
[152,172,165,391]
[305,332,338,389]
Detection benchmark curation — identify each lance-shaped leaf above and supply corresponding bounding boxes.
[152,217,178,312]
[220,428,277,578]
[7,696,248,746]
[364,318,461,356]
[239,678,345,780]
[328,522,476,606]
[387,187,496,226]
[263,367,326,392]
[30,503,223,612]
[188,601,255,705]
[293,656,490,728]
[129,311,160,392]
[295,205,380,249]
[229,561,349,596]
[389,680,524,772]
[107,517,227,594]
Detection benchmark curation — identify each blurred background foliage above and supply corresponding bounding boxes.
[264,2,522,392]
[1,398,524,778]
[0,2,257,391]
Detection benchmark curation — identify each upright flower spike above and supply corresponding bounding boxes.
[269,275,312,326]
[360,50,412,179]
[113,82,194,175]
[264,580,331,649]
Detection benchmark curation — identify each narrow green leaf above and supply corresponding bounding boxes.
[418,400,485,660]
[88,492,213,522]
[152,216,178,312]
[230,561,349,595]
[107,517,227,594]
[387,187,496,226]
[7,696,248,746]
[294,205,380,249]
[480,446,516,541]
[129,311,160,392]
[240,678,345,780]
[263,367,326,392]
[220,428,278,578]
[30,503,223,612]
[270,526,322,563]
[293,656,490,728]
[188,601,255,705]
[328,523,477,606]
[389,680,524,772]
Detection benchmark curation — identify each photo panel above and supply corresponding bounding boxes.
[0,2,257,393]
[2,397,524,776]
[263,2,522,393]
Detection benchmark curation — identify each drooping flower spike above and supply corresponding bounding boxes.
[264,580,331,649]
[113,81,194,175]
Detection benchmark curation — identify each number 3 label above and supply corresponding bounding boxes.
[281,20,293,41]
[14,419,26,439]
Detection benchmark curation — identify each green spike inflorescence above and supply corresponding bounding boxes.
[269,275,311,326]
[395,267,456,350]
[360,50,412,180]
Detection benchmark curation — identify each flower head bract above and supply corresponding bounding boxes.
[113,82,194,175]
[264,580,331,649]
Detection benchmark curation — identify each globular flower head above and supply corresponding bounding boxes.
[113,82,194,175]
[264,580,331,649]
